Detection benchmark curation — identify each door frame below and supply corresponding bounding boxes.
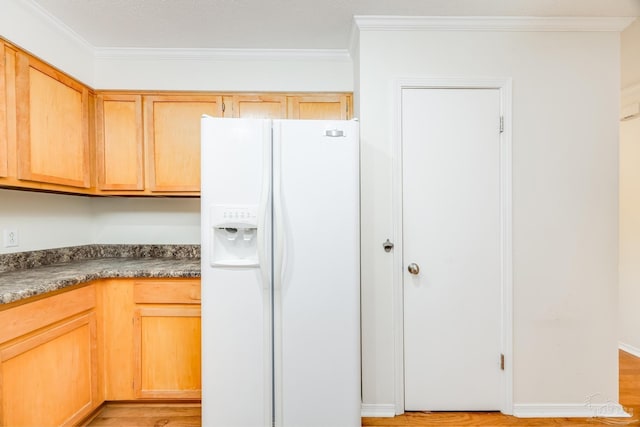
[391,77,513,415]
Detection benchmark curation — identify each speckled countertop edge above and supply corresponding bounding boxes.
[0,245,201,305]
[0,244,200,273]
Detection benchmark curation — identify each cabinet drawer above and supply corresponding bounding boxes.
[0,285,96,344]
[133,280,201,304]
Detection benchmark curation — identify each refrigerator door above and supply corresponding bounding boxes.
[273,120,361,427]
[201,117,273,427]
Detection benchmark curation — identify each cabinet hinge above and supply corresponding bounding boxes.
[222,102,226,113]
[500,353,505,370]
[499,116,504,133]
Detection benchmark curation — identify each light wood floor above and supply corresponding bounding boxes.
[86,350,640,427]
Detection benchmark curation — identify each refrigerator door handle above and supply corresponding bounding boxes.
[257,122,272,291]
[273,126,285,292]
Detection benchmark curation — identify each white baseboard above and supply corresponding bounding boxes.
[513,403,630,418]
[361,404,397,418]
[620,342,640,358]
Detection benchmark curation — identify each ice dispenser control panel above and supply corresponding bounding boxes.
[210,205,259,267]
[214,206,258,226]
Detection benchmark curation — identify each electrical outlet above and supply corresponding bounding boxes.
[3,229,18,248]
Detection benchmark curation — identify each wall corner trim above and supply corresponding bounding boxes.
[361,403,397,418]
[513,403,631,418]
[620,342,640,358]
[353,16,635,32]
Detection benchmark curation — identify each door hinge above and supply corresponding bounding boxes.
[222,102,226,113]
[499,116,504,133]
[500,353,505,370]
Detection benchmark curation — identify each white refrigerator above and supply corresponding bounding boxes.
[200,117,361,427]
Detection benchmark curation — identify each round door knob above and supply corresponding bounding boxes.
[407,263,420,275]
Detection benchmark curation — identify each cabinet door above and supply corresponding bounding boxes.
[133,306,201,399]
[0,41,7,178]
[96,94,144,190]
[99,279,136,400]
[287,94,351,120]
[144,95,222,192]
[15,52,90,188]
[0,313,98,427]
[230,95,286,119]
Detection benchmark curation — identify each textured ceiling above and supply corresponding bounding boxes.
[30,0,640,49]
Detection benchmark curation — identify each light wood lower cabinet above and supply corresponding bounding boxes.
[100,278,202,401]
[0,285,99,427]
[0,278,201,426]
[133,280,201,399]
[134,306,201,398]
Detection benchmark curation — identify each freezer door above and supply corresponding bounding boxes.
[201,117,273,427]
[273,120,361,427]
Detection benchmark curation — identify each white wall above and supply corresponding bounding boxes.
[0,190,201,254]
[0,189,93,254]
[90,198,200,245]
[93,51,352,92]
[356,28,621,410]
[620,116,640,356]
[619,19,640,356]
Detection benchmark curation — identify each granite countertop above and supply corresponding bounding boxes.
[0,245,201,305]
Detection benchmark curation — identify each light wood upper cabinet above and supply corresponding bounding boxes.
[229,94,287,119]
[96,94,144,191]
[0,285,99,427]
[0,41,7,178]
[144,95,222,192]
[0,38,354,196]
[287,94,351,120]
[15,52,90,188]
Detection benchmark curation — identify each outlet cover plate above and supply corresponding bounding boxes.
[3,229,18,248]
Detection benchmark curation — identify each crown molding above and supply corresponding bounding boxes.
[94,47,352,62]
[353,16,635,32]
[20,0,94,53]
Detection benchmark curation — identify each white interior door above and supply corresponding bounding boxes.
[402,88,503,411]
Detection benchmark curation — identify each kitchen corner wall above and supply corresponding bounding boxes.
[0,189,94,254]
[619,18,640,357]
[90,197,200,245]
